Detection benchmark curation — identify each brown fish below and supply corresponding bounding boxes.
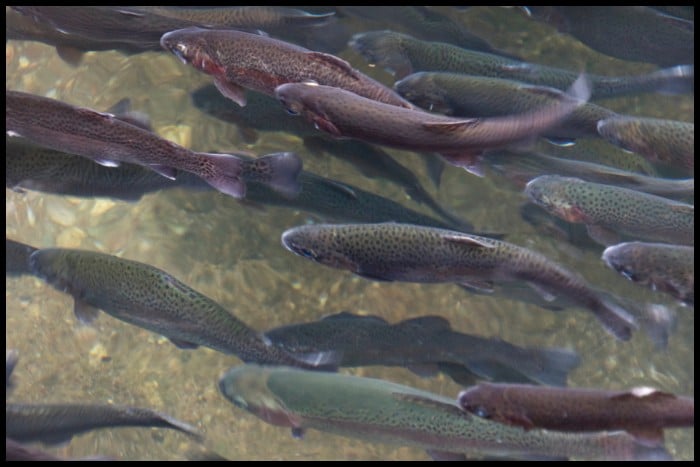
[274,77,590,173]
[458,382,695,446]
[160,26,412,108]
[6,90,302,199]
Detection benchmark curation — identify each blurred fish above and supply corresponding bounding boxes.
[603,242,694,306]
[265,311,581,387]
[6,137,210,201]
[190,85,459,223]
[6,90,302,199]
[479,149,694,202]
[597,116,694,176]
[525,175,694,246]
[6,438,113,461]
[338,6,517,58]
[6,349,19,387]
[219,365,670,461]
[395,72,617,143]
[160,27,413,108]
[274,77,590,173]
[458,383,694,447]
[519,203,601,253]
[523,6,694,67]
[6,238,38,277]
[6,402,203,445]
[281,222,637,341]
[349,30,694,99]
[28,248,332,369]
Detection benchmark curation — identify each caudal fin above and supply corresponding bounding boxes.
[653,64,694,95]
[198,152,246,199]
[241,152,303,198]
[517,346,582,387]
[595,296,638,341]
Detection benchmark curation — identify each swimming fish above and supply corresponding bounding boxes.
[265,311,580,387]
[6,402,203,445]
[6,90,302,199]
[28,248,331,369]
[281,222,637,341]
[602,242,694,306]
[219,365,670,461]
[395,72,617,142]
[597,116,694,176]
[458,382,694,447]
[274,77,590,173]
[525,175,694,246]
[160,27,412,108]
[349,30,694,99]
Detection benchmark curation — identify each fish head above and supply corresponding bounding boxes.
[524,175,585,223]
[457,388,493,419]
[394,72,451,114]
[281,225,359,272]
[218,365,300,429]
[602,243,645,282]
[274,82,319,117]
[160,27,225,76]
[29,249,78,294]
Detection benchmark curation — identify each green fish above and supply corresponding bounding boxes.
[597,116,694,176]
[525,175,694,246]
[6,238,38,277]
[349,30,694,99]
[219,365,670,461]
[28,248,331,369]
[265,311,581,387]
[603,242,694,306]
[281,222,637,341]
[395,72,617,143]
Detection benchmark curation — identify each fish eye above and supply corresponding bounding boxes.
[285,106,299,116]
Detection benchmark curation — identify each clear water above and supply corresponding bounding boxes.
[6,6,694,461]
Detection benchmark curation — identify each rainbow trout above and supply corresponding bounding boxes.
[274,77,590,172]
[525,175,694,246]
[281,222,637,341]
[28,248,330,369]
[395,72,617,142]
[265,311,580,387]
[219,365,670,461]
[6,402,203,445]
[602,242,694,306]
[6,90,301,199]
[160,27,412,108]
[458,382,694,446]
[349,30,694,99]
[597,116,694,175]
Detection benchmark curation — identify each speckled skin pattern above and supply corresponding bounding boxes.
[597,116,694,174]
[395,72,616,139]
[160,27,413,108]
[28,248,313,367]
[274,82,585,155]
[219,365,669,460]
[7,403,201,444]
[349,30,692,99]
[458,383,694,435]
[525,175,694,246]
[281,222,635,340]
[603,242,694,306]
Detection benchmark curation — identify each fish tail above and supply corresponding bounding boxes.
[349,30,413,78]
[198,152,246,199]
[637,303,677,350]
[241,151,303,198]
[151,410,205,442]
[520,346,582,387]
[651,64,694,95]
[594,297,638,341]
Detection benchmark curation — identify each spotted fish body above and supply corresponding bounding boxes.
[458,383,695,446]
[603,242,694,306]
[395,72,617,141]
[597,116,694,175]
[525,175,694,246]
[6,403,202,445]
[219,365,670,461]
[349,30,694,99]
[6,90,302,199]
[265,312,581,387]
[274,79,589,171]
[28,248,321,368]
[160,27,412,109]
[281,222,636,341]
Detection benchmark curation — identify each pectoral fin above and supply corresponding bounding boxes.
[73,298,100,325]
[585,224,620,246]
[215,78,247,107]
